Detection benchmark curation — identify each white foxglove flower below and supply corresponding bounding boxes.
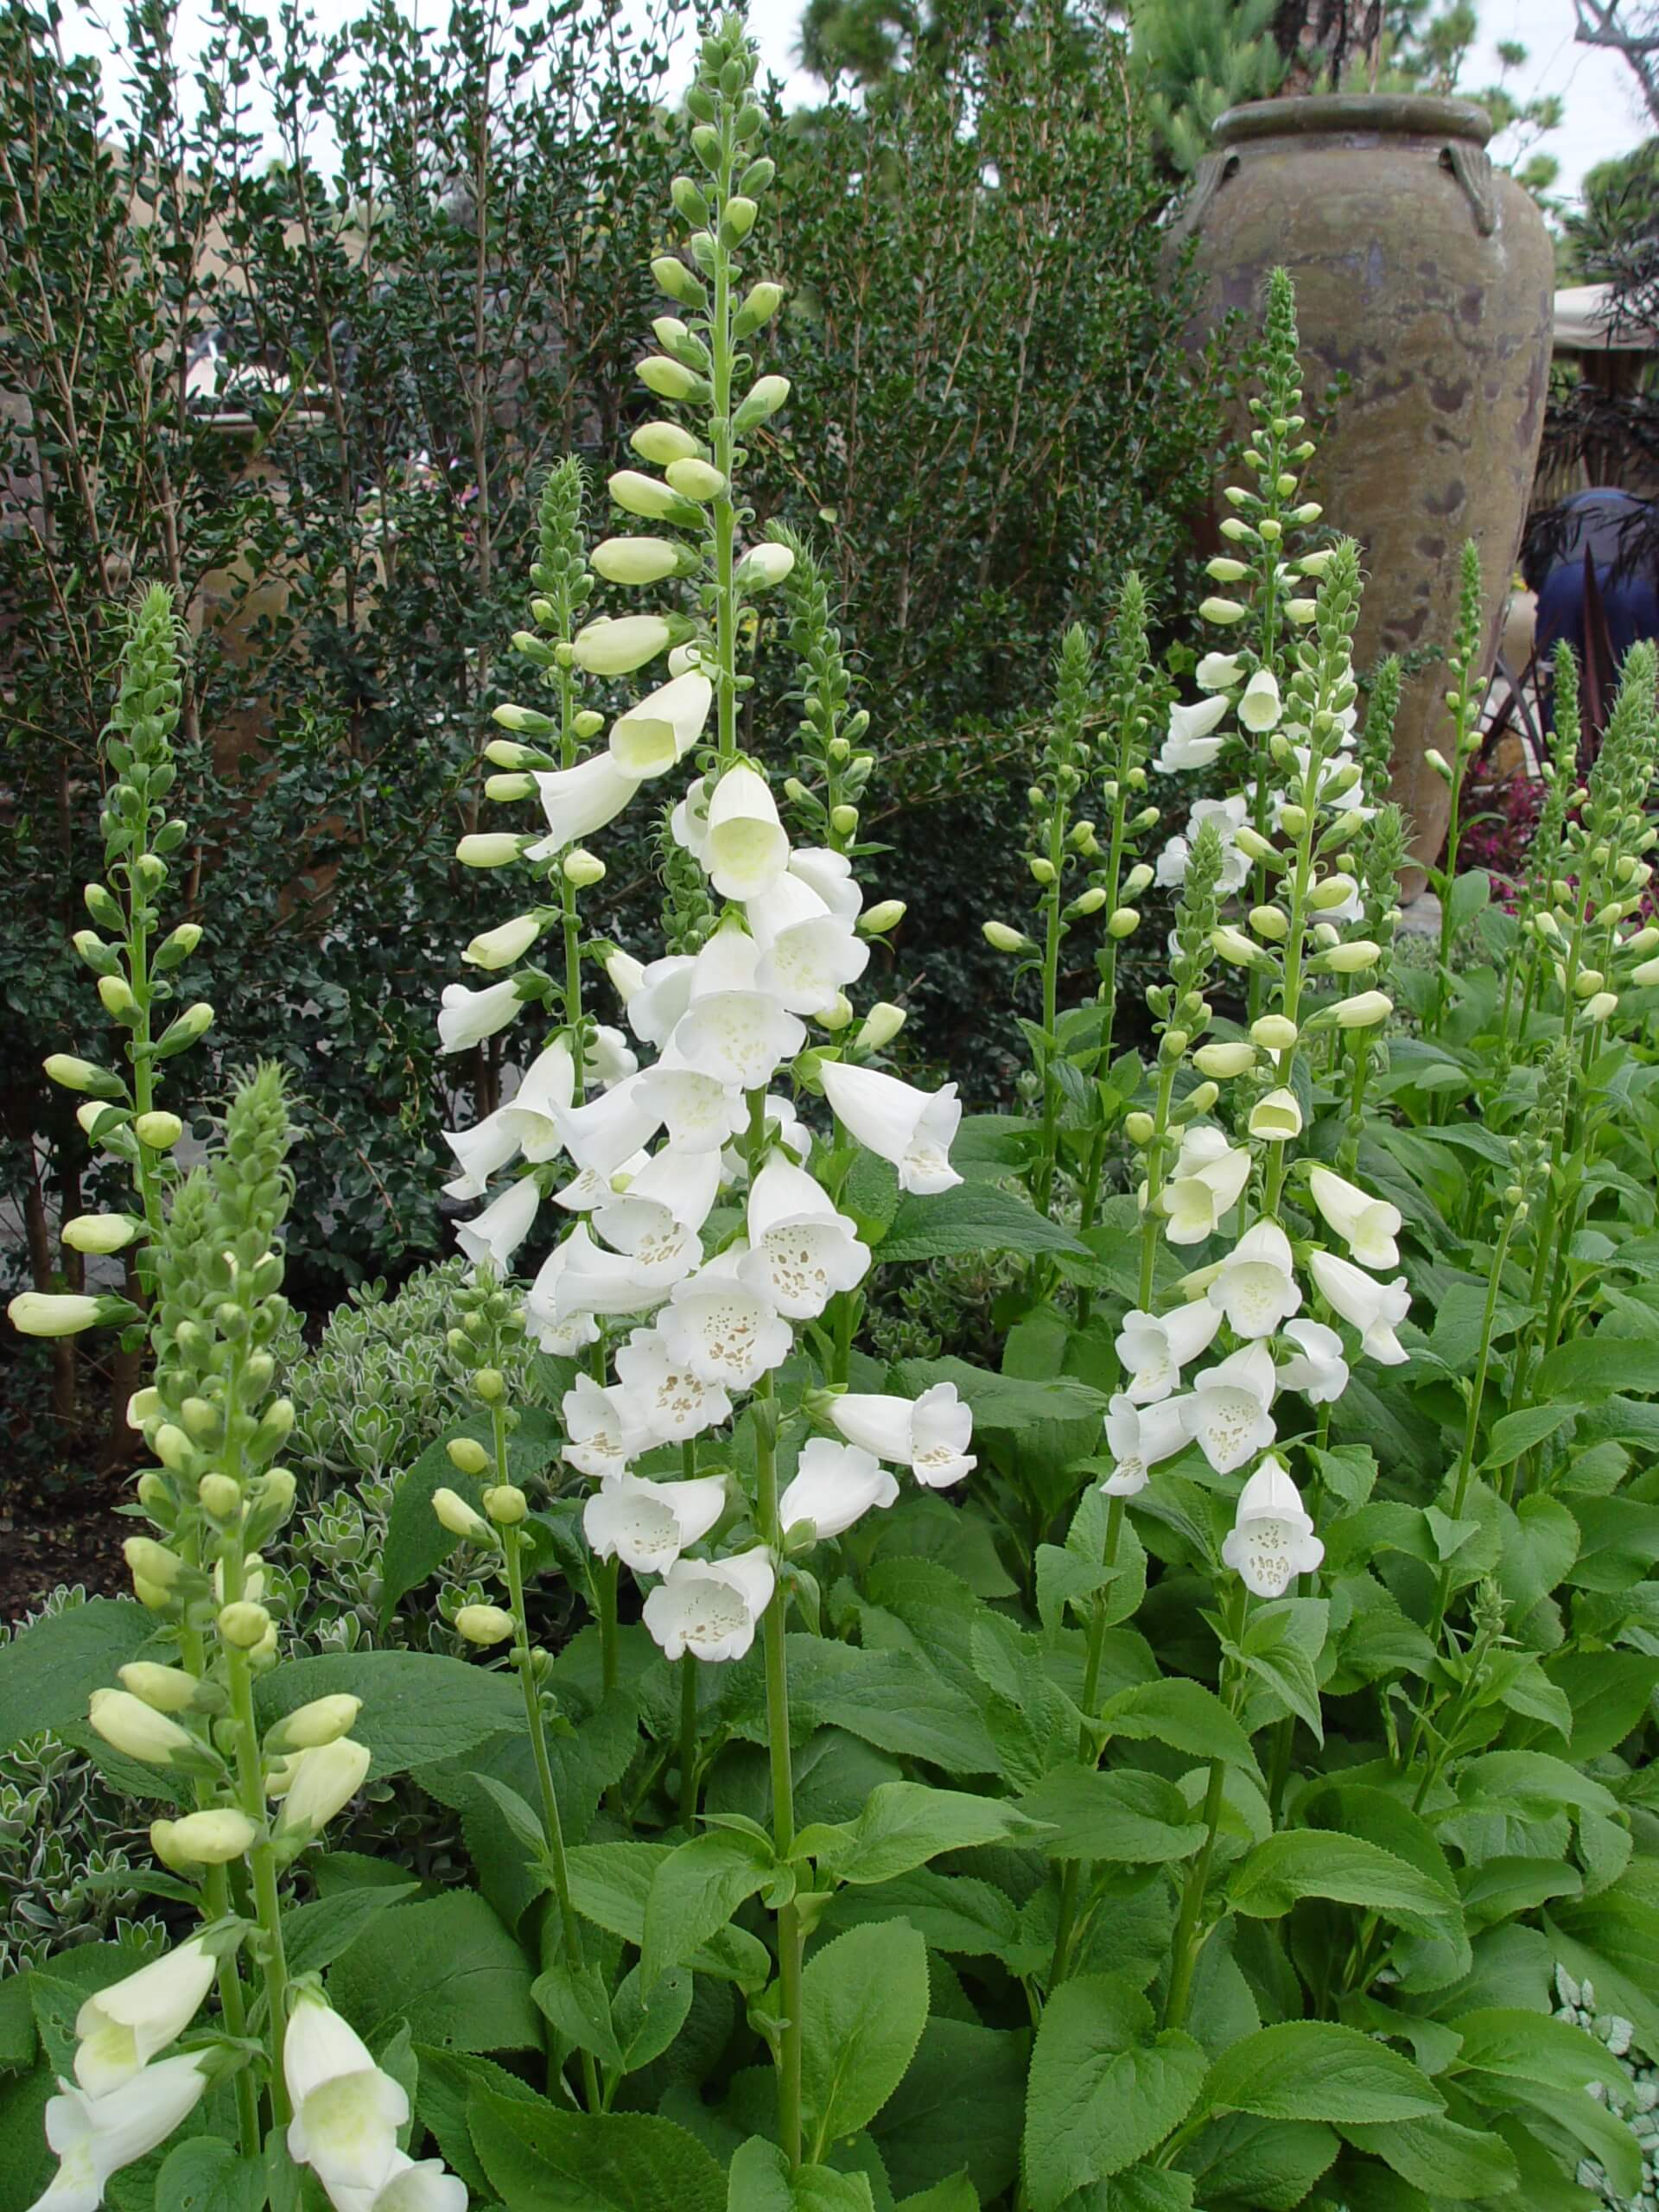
[1206,1218,1302,1338]
[1115,1300,1222,1403]
[455,1173,539,1273]
[34,2051,210,2212]
[1306,1165,1402,1270]
[606,948,647,1006]
[1195,652,1243,691]
[525,1244,601,1354]
[500,1039,577,1164]
[1178,1344,1278,1474]
[583,1471,728,1573]
[1221,1455,1324,1597]
[817,1060,963,1197]
[591,1145,720,1288]
[612,1326,733,1442]
[1248,1088,1302,1141]
[747,874,870,1015]
[608,671,713,779]
[354,2152,468,2212]
[705,763,790,899]
[1154,694,1230,773]
[671,923,807,1088]
[1160,1126,1251,1244]
[642,1546,776,1662]
[437,980,521,1053]
[72,1939,216,2097]
[552,1154,647,1213]
[561,1370,647,1478]
[788,846,862,919]
[828,1381,976,1488]
[670,773,712,863]
[284,1994,409,2197]
[441,1103,522,1199]
[663,1254,793,1389]
[1154,797,1252,896]
[553,1071,665,1176]
[1276,1318,1350,1404]
[740,1155,870,1319]
[1237,667,1282,733]
[779,1438,898,1540]
[552,1223,664,1320]
[1309,1249,1412,1365]
[586,1025,639,1090]
[527,752,641,855]
[626,955,696,1048]
[277,1738,372,1840]
[1099,1393,1188,1495]
[722,1093,812,1182]
[637,1056,750,1154]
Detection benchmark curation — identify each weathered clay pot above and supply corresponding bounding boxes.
[1170,95,1555,884]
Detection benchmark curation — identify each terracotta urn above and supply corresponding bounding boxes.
[1169,95,1555,885]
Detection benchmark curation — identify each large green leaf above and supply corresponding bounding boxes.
[254,1651,521,1780]
[1016,1766,1206,1863]
[642,1829,775,1983]
[1200,2024,1443,2125]
[0,1599,152,1756]
[1228,1831,1459,1938]
[872,2016,1027,2205]
[1023,1973,1206,2211]
[1339,2113,1519,2201]
[800,1921,930,2159]
[152,2141,266,2212]
[878,1183,1090,1263]
[726,2138,876,2210]
[1097,1677,1262,1778]
[328,1892,539,2053]
[798,1782,1046,1886]
[468,2088,725,2212]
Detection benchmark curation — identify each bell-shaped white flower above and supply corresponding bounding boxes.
[356,2152,468,2212]
[35,2050,211,2212]
[552,1071,665,1177]
[1154,797,1252,896]
[1206,1218,1302,1339]
[1276,1317,1350,1404]
[1154,694,1230,773]
[779,1438,898,1541]
[1306,1165,1402,1270]
[437,980,521,1054]
[1237,667,1282,733]
[788,846,862,920]
[277,1738,372,1840]
[705,763,790,899]
[524,1240,601,1356]
[583,1471,728,1573]
[642,1546,776,1662]
[587,1026,639,1090]
[606,948,647,1007]
[591,1144,719,1289]
[284,1993,409,2197]
[498,1039,577,1164]
[662,1252,793,1390]
[71,1938,216,2098]
[441,1103,521,1200]
[1099,1392,1188,1496]
[827,1381,976,1488]
[454,1173,539,1274]
[740,1155,870,1319]
[552,1153,647,1213]
[1160,1125,1251,1244]
[626,955,696,1049]
[636,1055,749,1154]
[817,1060,962,1197]
[1309,1249,1412,1365]
[1248,1088,1302,1142]
[671,923,807,1088]
[561,1370,647,1478]
[1114,1300,1222,1403]
[527,751,641,855]
[670,773,712,863]
[1177,1343,1278,1474]
[1195,651,1243,691]
[1221,1454,1324,1597]
[608,671,713,780]
[722,1094,811,1181]
[747,873,870,1015]
[551,1222,664,1320]
[612,1325,733,1443]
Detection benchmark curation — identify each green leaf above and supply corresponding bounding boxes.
[531,1960,623,2071]
[1339,2114,1519,2201]
[801,1921,930,2159]
[872,2017,1027,2205]
[1235,1601,1326,1741]
[0,1599,152,1756]
[895,2182,977,2212]
[414,2046,540,2197]
[1447,2006,1631,2098]
[799,1783,1046,1886]
[1228,1831,1459,1937]
[1543,1649,1659,1758]
[153,2140,268,2212]
[1023,1973,1206,2210]
[727,2139,876,2211]
[642,1829,774,1984]
[1483,1403,1578,1467]
[827,1870,1018,1959]
[467,2088,725,2212]
[610,1964,695,2075]
[280,1882,419,1977]
[1097,1678,1262,1778]
[328,1892,539,2053]
[1181,2113,1338,2212]
[1200,2023,1443,2124]
[1533,1337,1659,1402]
[255,1652,522,1780]
[1016,1767,1207,1863]
[878,1183,1090,1264]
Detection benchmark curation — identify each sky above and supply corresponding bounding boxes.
[54,0,1652,209]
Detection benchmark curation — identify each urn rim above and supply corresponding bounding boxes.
[1211,93,1495,149]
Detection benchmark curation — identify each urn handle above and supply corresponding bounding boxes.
[1182,149,1241,232]
[1440,140,1497,237]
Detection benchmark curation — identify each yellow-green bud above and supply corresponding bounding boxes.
[88,1688,194,1766]
[1029,857,1057,886]
[484,772,536,804]
[44,1053,124,1096]
[118,1662,200,1713]
[1192,1041,1257,1079]
[631,419,702,467]
[817,994,855,1033]
[563,849,607,888]
[447,1437,491,1477]
[1249,1014,1299,1053]
[1249,906,1288,942]
[270,1695,363,1752]
[483,1484,529,1526]
[664,456,728,502]
[153,1809,257,1867]
[830,804,858,837]
[637,354,699,400]
[456,1605,515,1648]
[861,899,905,934]
[855,1002,906,1052]
[1187,1081,1220,1116]
[733,281,785,337]
[1205,557,1249,583]
[1124,1111,1155,1145]
[1584,990,1619,1022]
[1335,991,1392,1030]
[1198,597,1246,625]
[1322,939,1380,975]
[61,1213,143,1255]
[97,974,137,1020]
[124,1536,181,1590]
[983,921,1026,952]
[433,1486,491,1541]
[218,1601,272,1649]
[198,1473,243,1520]
[1067,887,1107,918]
[134,1111,184,1150]
[1108,907,1140,939]
[474,1368,506,1404]
[574,710,604,740]
[464,914,542,971]
[456,834,528,869]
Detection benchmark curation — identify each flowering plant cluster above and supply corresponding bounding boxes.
[10,29,1659,2212]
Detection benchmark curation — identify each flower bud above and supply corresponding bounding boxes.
[277,1738,372,1839]
[1249,1087,1303,1140]
[1212,925,1261,968]
[433,1486,491,1541]
[456,1604,515,1647]
[637,354,699,401]
[483,1484,529,1525]
[1285,598,1318,624]
[44,1053,124,1097]
[153,1809,256,1867]
[1108,907,1140,939]
[270,1695,363,1754]
[733,281,785,337]
[484,772,536,804]
[1249,905,1287,942]
[830,804,858,836]
[1192,1040,1256,1079]
[218,1601,271,1650]
[88,1688,194,1766]
[1294,502,1323,524]
[735,543,796,590]
[860,900,905,934]
[118,1662,200,1713]
[817,994,855,1032]
[631,420,702,467]
[1584,991,1619,1023]
[563,849,607,888]
[97,973,137,1020]
[652,253,705,307]
[61,1213,143,1256]
[124,1535,181,1590]
[198,1473,243,1520]
[1123,863,1154,898]
[1066,887,1107,918]
[983,921,1026,952]
[1335,991,1392,1030]
[1161,1029,1190,1060]
[1029,856,1056,886]
[474,1367,506,1404]
[1321,939,1380,975]
[1424,747,1452,781]
[593,535,683,587]
[664,456,728,503]
[572,613,675,674]
[1205,557,1248,583]
[573,709,605,740]
[447,1437,492,1478]
[1249,1014,1299,1052]
[1573,967,1605,998]
[734,374,790,433]
[134,1111,184,1150]
[1198,597,1246,625]
[1124,1112,1155,1144]
[855,1001,906,1052]
[464,914,542,971]
[1630,953,1659,988]
[457,833,528,868]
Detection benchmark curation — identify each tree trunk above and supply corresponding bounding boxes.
[1272,0,1384,89]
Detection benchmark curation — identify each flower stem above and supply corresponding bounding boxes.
[1163,1580,1245,2029]
[753,1371,803,2168]
[1048,1496,1124,1987]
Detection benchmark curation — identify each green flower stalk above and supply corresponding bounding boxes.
[1505,642,1580,1049]
[1357,652,1402,811]
[1426,540,1485,1036]
[774,523,875,863]
[1336,802,1408,1177]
